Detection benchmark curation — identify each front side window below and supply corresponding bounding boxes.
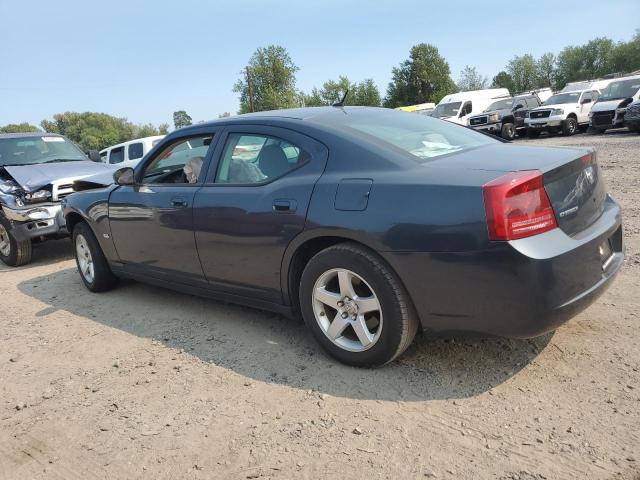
[128,142,144,160]
[141,135,213,185]
[462,101,472,115]
[215,134,306,184]
[109,147,125,164]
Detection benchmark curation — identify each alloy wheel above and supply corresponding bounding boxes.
[75,234,94,283]
[0,223,11,257]
[312,268,383,352]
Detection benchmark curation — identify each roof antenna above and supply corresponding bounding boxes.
[332,89,349,107]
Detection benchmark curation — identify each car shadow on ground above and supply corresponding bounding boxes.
[0,238,72,273]
[18,268,552,402]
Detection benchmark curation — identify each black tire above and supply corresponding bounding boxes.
[562,117,578,136]
[527,129,541,139]
[0,215,32,267]
[72,222,118,292]
[500,122,516,141]
[299,243,418,367]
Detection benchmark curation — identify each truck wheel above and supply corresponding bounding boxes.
[500,123,516,140]
[526,129,540,139]
[0,215,32,267]
[561,117,577,136]
[73,222,118,292]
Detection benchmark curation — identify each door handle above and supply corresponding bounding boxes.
[171,197,189,208]
[273,199,297,212]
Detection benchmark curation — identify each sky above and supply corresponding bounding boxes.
[0,0,638,128]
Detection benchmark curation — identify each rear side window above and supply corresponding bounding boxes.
[128,142,144,160]
[215,134,306,184]
[109,147,125,164]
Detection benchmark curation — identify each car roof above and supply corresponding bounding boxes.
[0,132,62,140]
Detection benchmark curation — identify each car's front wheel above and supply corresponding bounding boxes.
[501,122,516,140]
[562,117,578,136]
[0,215,32,267]
[299,243,418,367]
[73,222,118,292]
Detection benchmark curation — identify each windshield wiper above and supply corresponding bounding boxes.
[42,158,84,164]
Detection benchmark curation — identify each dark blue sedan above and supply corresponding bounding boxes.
[63,107,624,366]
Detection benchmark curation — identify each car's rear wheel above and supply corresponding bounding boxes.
[562,117,578,136]
[501,122,516,140]
[0,215,32,267]
[73,222,117,292]
[299,243,418,367]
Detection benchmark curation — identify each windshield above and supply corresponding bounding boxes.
[599,79,640,101]
[0,136,86,166]
[313,108,496,163]
[431,102,462,118]
[543,93,581,105]
[484,99,513,112]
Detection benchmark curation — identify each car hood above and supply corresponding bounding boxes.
[2,161,118,191]
[591,99,626,112]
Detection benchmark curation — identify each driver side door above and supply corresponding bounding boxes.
[108,130,218,286]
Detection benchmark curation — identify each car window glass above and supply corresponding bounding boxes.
[110,147,125,164]
[141,135,213,185]
[526,97,539,108]
[100,151,108,163]
[215,134,306,184]
[128,142,144,160]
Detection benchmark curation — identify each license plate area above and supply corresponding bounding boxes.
[599,239,614,271]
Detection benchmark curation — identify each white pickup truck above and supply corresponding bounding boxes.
[524,89,600,137]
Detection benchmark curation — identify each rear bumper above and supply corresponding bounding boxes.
[1,204,67,241]
[383,195,623,338]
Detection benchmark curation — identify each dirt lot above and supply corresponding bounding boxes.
[1,131,639,480]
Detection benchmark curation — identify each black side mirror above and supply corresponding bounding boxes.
[114,167,135,186]
[514,104,524,110]
[581,98,592,104]
[87,150,102,162]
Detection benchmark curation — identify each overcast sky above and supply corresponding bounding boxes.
[1,0,638,127]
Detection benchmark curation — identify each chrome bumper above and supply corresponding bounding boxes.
[526,115,563,129]
[1,204,66,240]
[2,204,63,222]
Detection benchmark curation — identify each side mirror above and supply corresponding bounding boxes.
[581,98,592,104]
[114,167,135,186]
[87,150,102,162]
[514,104,525,110]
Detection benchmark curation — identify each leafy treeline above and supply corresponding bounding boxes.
[3,31,639,150]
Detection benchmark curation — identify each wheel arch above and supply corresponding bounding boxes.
[65,210,86,235]
[566,113,578,120]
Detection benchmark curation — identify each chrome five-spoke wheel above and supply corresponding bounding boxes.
[312,268,383,352]
[75,233,94,283]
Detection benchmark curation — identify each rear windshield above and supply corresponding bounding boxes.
[313,108,497,163]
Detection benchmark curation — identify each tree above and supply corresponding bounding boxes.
[158,123,170,135]
[611,30,640,73]
[506,54,538,93]
[0,122,41,133]
[555,38,616,88]
[491,71,515,93]
[536,52,556,89]
[218,112,231,118]
[233,45,299,113]
[302,76,381,107]
[456,65,488,91]
[384,43,456,108]
[173,110,192,129]
[40,112,167,151]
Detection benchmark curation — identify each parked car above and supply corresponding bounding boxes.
[100,135,165,168]
[431,88,510,126]
[589,75,640,133]
[525,89,600,137]
[624,100,640,132]
[0,132,119,266]
[467,93,542,140]
[63,107,623,367]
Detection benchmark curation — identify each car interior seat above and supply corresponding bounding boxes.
[257,145,290,179]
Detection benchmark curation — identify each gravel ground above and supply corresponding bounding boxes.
[1,130,639,480]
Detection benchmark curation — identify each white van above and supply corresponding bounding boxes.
[589,74,640,132]
[100,135,165,168]
[431,88,511,125]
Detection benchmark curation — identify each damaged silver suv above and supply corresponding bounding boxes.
[0,132,115,266]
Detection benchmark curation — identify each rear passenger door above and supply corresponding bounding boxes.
[192,125,328,304]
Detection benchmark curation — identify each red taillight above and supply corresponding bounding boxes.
[482,170,558,241]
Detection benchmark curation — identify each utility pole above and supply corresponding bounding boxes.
[246,66,255,113]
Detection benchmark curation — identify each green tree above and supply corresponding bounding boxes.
[302,76,381,107]
[611,31,640,73]
[555,38,616,88]
[456,65,488,91]
[352,78,381,106]
[218,112,231,118]
[40,112,166,151]
[384,43,456,108]
[0,122,41,133]
[158,123,170,135]
[506,54,538,93]
[536,52,556,89]
[491,71,515,93]
[234,45,300,113]
[173,110,192,129]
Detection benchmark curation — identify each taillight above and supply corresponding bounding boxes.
[482,170,558,241]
